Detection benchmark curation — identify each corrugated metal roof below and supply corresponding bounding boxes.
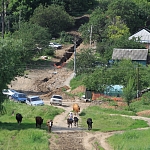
[112,48,148,60]
[129,29,150,43]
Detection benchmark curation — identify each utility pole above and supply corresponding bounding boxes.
[1,0,4,39]
[74,36,77,77]
[137,63,139,99]
[89,25,92,47]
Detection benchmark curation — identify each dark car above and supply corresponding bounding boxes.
[11,92,27,103]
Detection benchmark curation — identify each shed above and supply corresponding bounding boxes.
[112,48,148,65]
[129,28,150,49]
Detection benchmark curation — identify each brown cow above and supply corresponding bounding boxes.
[35,116,43,128]
[46,120,53,132]
[73,103,80,116]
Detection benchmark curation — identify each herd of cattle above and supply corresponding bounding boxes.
[16,113,53,132]
[15,103,93,132]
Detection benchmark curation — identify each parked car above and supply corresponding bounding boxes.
[49,42,62,49]
[11,92,27,103]
[2,89,17,99]
[50,95,62,105]
[26,96,44,106]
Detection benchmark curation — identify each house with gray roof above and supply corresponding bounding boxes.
[129,28,150,49]
[112,48,148,65]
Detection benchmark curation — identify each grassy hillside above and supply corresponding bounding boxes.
[0,100,64,150]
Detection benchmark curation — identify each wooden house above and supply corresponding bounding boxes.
[112,48,148,65]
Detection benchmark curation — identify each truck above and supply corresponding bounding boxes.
[81,89,92,102]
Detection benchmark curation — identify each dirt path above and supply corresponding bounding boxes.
[47,99,150,150]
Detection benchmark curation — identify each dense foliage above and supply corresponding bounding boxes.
[30,5,74,37]
[0,38,25,106]
[1,0,150,110]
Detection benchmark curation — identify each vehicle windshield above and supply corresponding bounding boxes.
[18,94,26,98]
[53,95,62,99]
[31,97,41,101]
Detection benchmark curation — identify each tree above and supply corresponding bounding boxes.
[0,37,25,110]
[123,78,136,107]
[83,60,150,93]
[106,16,130,40]
[30,4,74,37]
[67,48,97,75]
[79,7,107,43]
[106,0,149,34]
[12,22,51,60]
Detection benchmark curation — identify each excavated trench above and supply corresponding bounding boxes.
[54,36,83,67]
[54,15,90,67]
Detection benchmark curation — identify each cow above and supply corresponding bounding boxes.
[87,118,93,130]
[46,120,53,133]
[16,113,23,125]
[73,116,79,127]
[67,118,73,128]
[73,103,80,116]
[35,116,43,128]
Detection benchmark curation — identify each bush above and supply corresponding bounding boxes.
[60,31,74,43]
[41,48,55,56]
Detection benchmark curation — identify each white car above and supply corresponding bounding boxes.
[49,42,62,49]
[2,89,17,99]
[26,96,44,106]
[50,95,62,105]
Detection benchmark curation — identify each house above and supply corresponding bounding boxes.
[129,28,150,49]
[112,48,148,65]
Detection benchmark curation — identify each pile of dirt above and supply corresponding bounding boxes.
[70,86,86,94]
[136,110,150,117]
[41,85,74,100]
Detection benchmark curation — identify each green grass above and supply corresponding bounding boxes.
[0,100,64,150]
[129,100,150,117]
[80,106,148,132]
[70,74,86,90]
[108,129,150,150]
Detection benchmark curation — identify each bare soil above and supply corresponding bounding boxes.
[9,42,150,150]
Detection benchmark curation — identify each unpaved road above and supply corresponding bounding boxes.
[47,100,114,150]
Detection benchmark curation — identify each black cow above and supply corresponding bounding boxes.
[35,116,43,128]
[67,118,73,128]
[74,117,79,127]
[87,118,93,130]
[16,113,23,125]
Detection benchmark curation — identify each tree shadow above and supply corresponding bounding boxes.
[0,122,48,131]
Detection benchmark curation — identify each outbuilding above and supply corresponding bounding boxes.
[112,48,148,65]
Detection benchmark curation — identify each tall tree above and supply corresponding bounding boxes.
[12,22,51,60]
[123,78,136,107]
[30,4,74,37]
[106,0,149,34]
[0,37,25,110]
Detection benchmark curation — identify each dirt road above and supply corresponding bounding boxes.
[47,100,114,150]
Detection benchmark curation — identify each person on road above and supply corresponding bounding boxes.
[68,112,73,120]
